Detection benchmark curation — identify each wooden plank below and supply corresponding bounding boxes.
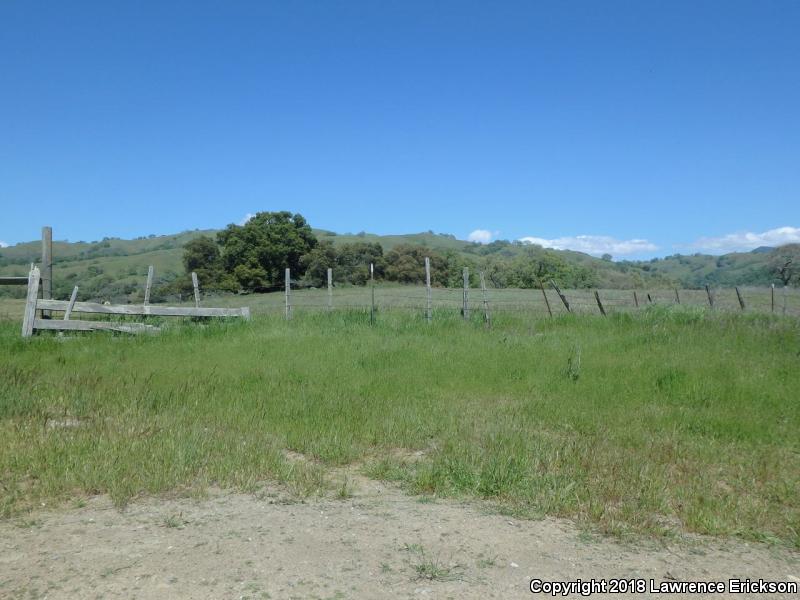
[0,276,28,285]
[41,226,52,317]
[37,299,250,318]
[539,280,552,317]
[191,272,200,308]
[285,268,291,320]
[594,290,607,316]
[425,257,432,323]
[327,268,333,311]
[550,280,570,313]
[21,267,40,338]
[462,267,470,319]
[34,318,159,334]
[735,286,746,311]
[64,286,79,320]
[144,266,154,305]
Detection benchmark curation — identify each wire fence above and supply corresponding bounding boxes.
[237,276,800,320]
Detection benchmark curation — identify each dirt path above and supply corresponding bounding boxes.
[1,474,798,599]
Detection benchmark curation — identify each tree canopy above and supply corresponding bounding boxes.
[217,211,317,291]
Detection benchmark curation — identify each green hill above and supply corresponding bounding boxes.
[0,226,793,302]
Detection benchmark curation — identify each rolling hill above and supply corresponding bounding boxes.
[0,226,792,302]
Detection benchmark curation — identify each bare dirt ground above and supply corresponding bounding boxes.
[1,472,798,599]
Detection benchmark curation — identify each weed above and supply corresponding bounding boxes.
[162,513,187,529]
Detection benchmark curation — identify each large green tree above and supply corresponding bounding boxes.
[217,211,317,291]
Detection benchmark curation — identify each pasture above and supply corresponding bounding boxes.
[1,296,798,549]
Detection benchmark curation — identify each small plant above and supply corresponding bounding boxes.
[403,543,464,582]
[565,345,581,381]
[335,476,353,499]
[162,513,187,529]
[476,555,497,568]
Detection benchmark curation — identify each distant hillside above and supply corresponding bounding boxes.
[0,226,792,301]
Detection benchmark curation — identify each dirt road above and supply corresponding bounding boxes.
[1,474,798,599]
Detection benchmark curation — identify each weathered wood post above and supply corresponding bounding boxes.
[41,226,52,317]
[144,266,154,306]
[191,272,200,308]
[479,271,491,326]
[647,293,653,304]
[370,263,375,326]
[705,285,714,309]
[285,268,292,320]
[594,290,607,316]
[425,257,432,323]
[327,268,333,312]
[550,280,570,313]
[462,267,470,320]
[64,286,79,320]
[735,286,745,311]
[674,289,680,304]
[539,280,552,317]
[633,290,639,308]
[21,266,41,338]
[771,284,775,313]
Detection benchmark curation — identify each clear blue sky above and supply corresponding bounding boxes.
[1,1,798,258]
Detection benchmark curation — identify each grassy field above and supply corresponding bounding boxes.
[1,306,799,548]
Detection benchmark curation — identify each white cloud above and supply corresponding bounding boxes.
[689,226,800,253]
[518,234,658,257]
[0,241,8,248]
[467,229,495,244]
[239,213,255,226]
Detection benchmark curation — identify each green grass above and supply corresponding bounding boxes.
[0,307,798,548]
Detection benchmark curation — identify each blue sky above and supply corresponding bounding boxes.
[1,1,798,258]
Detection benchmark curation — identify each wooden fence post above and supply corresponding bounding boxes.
[633,290,639,308]
[191,272,200,308]
[21,266,41,338]
[539,280,552,317]
[735,286,745,311]
[41,226,52,318]
[144,266,154,306]
[64,286,78,320]
[551,280,571,313]
[479,271,491,326]
[771,284,775,313]
[425,257,432,323]
[327,268,333,311]
[285,268,292,320]
[705,285,714,308]
[370,263,375,325]
[647,293,653,304]
[783,285,788,315]
[594,290,607,316]
[462,267,470,319]
[674,289,680,304]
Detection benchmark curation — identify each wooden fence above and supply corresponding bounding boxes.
[20,266,250,338]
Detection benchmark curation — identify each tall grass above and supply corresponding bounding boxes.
[0,307,798,546]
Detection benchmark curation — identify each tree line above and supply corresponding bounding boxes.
[178,211,599,293]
